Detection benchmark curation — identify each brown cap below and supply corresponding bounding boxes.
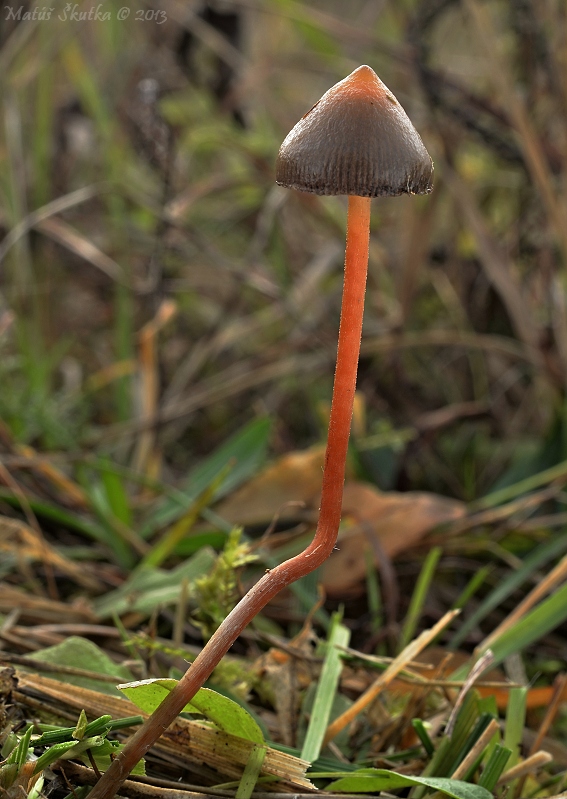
[276,65,433,197]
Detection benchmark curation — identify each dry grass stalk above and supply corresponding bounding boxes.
[496,751,553,786]
[0,517,101,591]
[477,554,567,654]
[528,674,567,757]
[323,608,459,744]
[450,717,500,780]
[462,0,567,263]
[14,671,314,792]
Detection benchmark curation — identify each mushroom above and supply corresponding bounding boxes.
[274,63,432,592]
[276,64,432,198]
[89,65,433,799]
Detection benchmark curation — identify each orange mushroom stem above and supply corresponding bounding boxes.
[89,66,432,799]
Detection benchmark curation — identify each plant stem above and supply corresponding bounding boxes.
[88,195,371,798]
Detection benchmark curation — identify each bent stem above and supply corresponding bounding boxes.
[88,195,372,799]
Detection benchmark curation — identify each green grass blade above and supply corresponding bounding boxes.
[235,744,267,799]
[365,550,383,633]
[451,565,492,611]
[411,719,435,757]
[484,581,567,665]
[32,27,55,207]
[399,546,442,651]
[453,713,495,773]
[84,481,138,569]
[9,725,32,769]
[300,613,350,763]
[412,735,452,799]
[141,470,226,569]
[500,686,527,795]
[100,459,133,527]
[503,687,526,769]
[425,692,480,779]
[325,768,493,799]
[470,458,567,511]
[61,37,134,420]
[450,534,567,649]
[143,416,271,536]
[0,487,114,548]
[93,547,216,618]
[478,744,511,791]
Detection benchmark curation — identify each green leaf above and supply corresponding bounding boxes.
[326,769,493,799]
[28,637,133,696]
[119,680,264,744]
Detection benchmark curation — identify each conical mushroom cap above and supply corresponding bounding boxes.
[276,65,433,197]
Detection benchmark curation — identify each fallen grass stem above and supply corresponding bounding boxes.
[450,717,500,780]
[323,609,459,745]
[497,751,553,786]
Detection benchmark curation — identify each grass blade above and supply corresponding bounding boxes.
[450,534,567,649]
[235,744,267,799]
[482,581,567,666]
[412,719,435,758]
[143,416,271,536]
[503,687,527,769]
[399,546,442,651]
[301,613,350,763]
[478,744,512,791]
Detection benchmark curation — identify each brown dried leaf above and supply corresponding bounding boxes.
[215,445,326,527]
[216,448,464,594]
[321,483,465,594]
[254,623,318,746]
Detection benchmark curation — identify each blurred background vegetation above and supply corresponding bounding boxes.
[1,0,567,572]
[4,3,567,786]
[1,0,566,500]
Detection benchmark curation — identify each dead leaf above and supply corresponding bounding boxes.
[215,445,326,527]
[254,622,319,746]
[215,447,465,594]
[320,483,465,594]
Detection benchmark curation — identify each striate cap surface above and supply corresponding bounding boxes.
[276,65,433,197]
